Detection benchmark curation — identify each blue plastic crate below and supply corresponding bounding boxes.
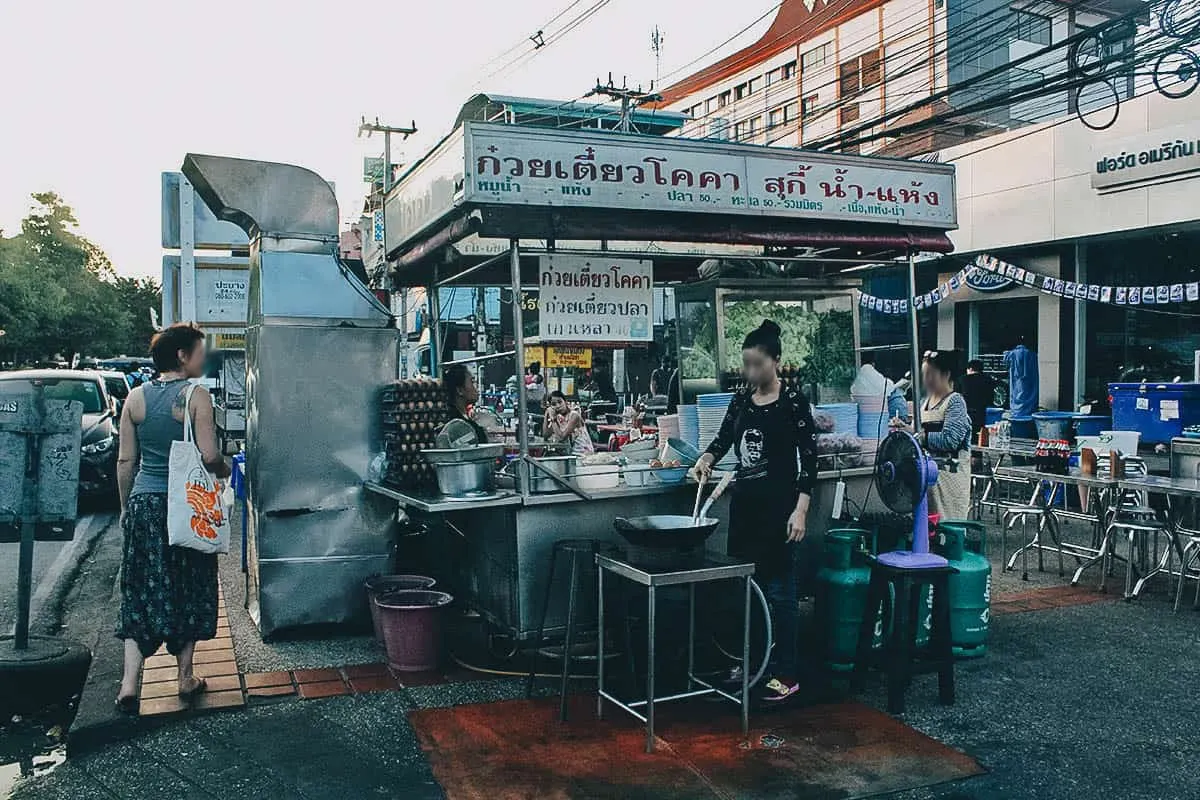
[1108,382,1200,445]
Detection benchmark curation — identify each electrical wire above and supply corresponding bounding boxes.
[658,1,784,85]
[478,0,615,85]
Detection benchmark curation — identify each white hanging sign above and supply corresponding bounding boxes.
[537,255,653,342]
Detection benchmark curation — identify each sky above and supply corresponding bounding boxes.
[0,0,779,279]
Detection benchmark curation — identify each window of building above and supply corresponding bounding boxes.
[802,43,831,71]
[840,103,860,125]
[705,98,715,114]
[1015,10,1051,45]
[718,90,731,108]
[766,67,781,86]
[784,102,799,122]
[733,121,745,140]
[839,49,884,97]
[801,93,820,116]
[748,76,762,94]
[734,82,748,100]
[768,106,784,128]
[861,49,882,89]
[840,59,860,96]
[782,60,797,80]
[747,116,760,136]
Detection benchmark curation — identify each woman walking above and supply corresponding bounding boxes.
[115,324,230,712]
[693,320,818,702]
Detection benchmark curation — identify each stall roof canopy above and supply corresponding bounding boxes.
[383,103,957,284]
[454,94,689,136]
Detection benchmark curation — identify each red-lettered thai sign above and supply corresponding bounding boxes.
[463,122,956,229]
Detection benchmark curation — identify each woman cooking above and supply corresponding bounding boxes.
[890,350,972,519]
[693,320,818,703]
[444,364,490,445]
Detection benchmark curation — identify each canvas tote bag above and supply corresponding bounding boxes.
[167,384,231,554]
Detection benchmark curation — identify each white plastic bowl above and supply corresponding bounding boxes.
[574,464,620,491]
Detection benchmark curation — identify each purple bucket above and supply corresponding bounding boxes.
[375,589,454,672]
[364,575,436,645]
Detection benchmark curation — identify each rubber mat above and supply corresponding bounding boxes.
[408,696,984,799]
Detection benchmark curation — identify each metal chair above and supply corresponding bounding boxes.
[525,538,622,721]
[1003,504,1064,581]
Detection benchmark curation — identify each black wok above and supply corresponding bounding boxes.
[612,515,720,550]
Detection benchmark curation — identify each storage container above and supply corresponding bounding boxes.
[376,589,453,672]
[1032,411,1075,441]
[1108,382,1200,444]
[1071,415,1111,437]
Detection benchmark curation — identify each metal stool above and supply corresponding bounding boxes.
[851,557,956,714]
[1174,533,1200,612]
[1111,516,1170,600]
[1002,505,1064,580]
[525,538,622,721]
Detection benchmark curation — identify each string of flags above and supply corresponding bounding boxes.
[858,254,1200,314]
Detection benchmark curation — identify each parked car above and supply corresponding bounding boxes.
[97,369,132,415]
[0,369,119,496]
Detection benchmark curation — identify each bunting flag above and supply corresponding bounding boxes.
[856,253,1200,315]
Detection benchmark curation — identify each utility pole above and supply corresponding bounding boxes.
[589,75,662,133]
[650,27,665,86]
[359,116,418,375]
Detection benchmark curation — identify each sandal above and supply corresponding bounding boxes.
[115,695,139,715]
[761,677,800,703]
[178,676,207,700]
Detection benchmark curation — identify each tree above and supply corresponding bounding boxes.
[0,192,159,365]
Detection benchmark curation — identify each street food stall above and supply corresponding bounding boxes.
[366,99,958,644]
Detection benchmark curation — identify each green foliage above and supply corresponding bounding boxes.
[722,301,819,368]
[0,192,161,365]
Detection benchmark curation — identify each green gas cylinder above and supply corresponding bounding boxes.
[813,529,881,671]
[934,520,992,658]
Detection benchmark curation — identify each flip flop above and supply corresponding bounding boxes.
[178,677,207,700]
[115,695,139,715]
[761,677,800,703]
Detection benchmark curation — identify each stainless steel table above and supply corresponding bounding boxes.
[1118,476,1200,599]
[596,553,755,753]
[995,467,1120,587]
[971,442,1038,520]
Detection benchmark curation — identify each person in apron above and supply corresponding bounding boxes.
[694,320,818,703]
[893,350,972,519]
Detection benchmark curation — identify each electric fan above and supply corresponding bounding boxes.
[874,431,948,568]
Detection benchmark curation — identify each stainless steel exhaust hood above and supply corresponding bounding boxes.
[183,153,398,636]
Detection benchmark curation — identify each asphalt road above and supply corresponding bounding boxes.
[1,496,118,636]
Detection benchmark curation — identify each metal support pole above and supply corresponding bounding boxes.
[14,521,34,650]
[510,241,530,498]
[907,250,923,431]
[429,272,441,379]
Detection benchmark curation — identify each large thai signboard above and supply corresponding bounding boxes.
[385,119,957,257]
[538,255,653,342]
[464,123,956,229]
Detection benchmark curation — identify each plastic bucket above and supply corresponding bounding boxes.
[1010,416,1037,440]
[1072,415,1111,437]
[1032,411,1075,440]
[985,407,1004,426]
[364,575,436,646]
[375,589,454,672]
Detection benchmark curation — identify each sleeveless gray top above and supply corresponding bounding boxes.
[131,378,189,496]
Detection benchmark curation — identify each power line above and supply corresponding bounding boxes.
[587,75,663,132]
[477,0,615,85]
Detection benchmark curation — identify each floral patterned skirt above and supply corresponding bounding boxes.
[115,493,218,657]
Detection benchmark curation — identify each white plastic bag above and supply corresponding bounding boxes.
[167,385,231,555]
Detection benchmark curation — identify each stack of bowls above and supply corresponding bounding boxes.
[698,393,737,469]
[678,405,700,452]
[853,394,889,466]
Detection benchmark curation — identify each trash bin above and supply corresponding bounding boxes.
[375,589,454,672]
[364,575,436,646]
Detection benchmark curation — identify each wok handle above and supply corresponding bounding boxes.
[699,471,734,520]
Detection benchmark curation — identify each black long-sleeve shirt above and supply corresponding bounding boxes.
[704,387,818,497]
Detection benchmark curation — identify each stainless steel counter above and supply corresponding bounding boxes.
[365,467,884,642]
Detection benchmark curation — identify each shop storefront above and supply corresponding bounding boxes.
[859,89,1200,411]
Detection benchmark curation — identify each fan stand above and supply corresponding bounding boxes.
[877,449,949,569]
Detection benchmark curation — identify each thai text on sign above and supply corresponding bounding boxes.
[537,256,653,343]
[545,347,592,369]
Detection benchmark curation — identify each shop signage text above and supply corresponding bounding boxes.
[1092,122,1200,191]
[195,268,249,324]
[545,346,592,369]
[464,123,957,229]
[538,255,652,342]
[964,263,1016,293]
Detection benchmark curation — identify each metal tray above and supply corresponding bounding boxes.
[421,444,505,464]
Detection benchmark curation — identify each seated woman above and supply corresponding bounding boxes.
[891,350,972,520]
[542,391,594,455]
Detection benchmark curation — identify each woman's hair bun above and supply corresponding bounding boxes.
[758,319,782,337]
